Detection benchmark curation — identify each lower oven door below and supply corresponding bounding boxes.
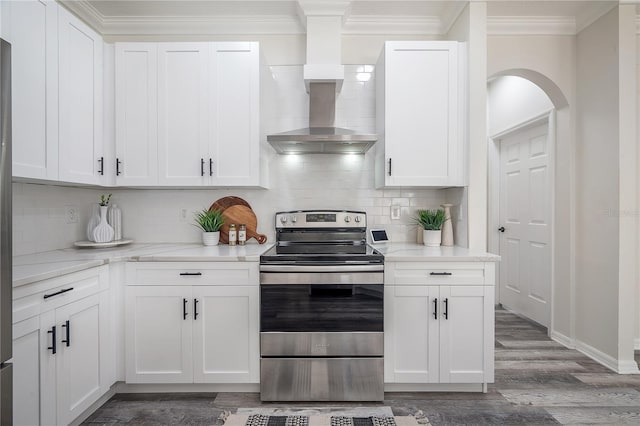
[260,357,383,402]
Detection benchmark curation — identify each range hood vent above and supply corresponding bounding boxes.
[267,82,377,154]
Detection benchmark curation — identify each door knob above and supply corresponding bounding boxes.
[498,226,505,233]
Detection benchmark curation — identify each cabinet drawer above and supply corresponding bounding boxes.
[126,262,258,286]
[13,265,109,323]
[387,262,486,285]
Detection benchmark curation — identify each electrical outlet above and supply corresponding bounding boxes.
[65,206,79,224]
[391,205,401,220]
[179,208,188,222]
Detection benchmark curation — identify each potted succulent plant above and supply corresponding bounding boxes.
[194,208,225,246]
[414,208,447,247]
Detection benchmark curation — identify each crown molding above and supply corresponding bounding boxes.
[487,16,576,36]
[297,0,351,16]
[58,0,104,33]
[441,2,469,35]
[575,1,617,33]
[343,16,442,35]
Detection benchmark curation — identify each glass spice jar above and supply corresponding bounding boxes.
[238,224,247,246]
[228,224,237,246]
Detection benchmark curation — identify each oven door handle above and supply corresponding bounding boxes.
[259,264,384,273]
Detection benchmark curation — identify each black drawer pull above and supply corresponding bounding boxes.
[388,158,392,176]
[179,272,202,276]
[116,158,122,176]
[61,320,70,347]
[194,299,199,320]
[433,298,438,320]
[209,158,214,176]
[444,298,449,320]
[183,298,188,320]
[98,156,104,175]
[201,158,205,176]
[47,326,56,354]
[44,287,74,299]
[430,272,452,276]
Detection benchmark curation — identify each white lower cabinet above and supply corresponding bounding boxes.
[384,262,495,386]
[125,262,259,384]
[12,265,111,426]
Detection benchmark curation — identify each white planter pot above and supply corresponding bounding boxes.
[93,206,115,243]
[423,229,441,247]
[202,231,220,246]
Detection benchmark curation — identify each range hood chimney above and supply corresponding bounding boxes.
[267,1,377,154]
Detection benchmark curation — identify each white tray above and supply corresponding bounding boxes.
[74,239,133,248]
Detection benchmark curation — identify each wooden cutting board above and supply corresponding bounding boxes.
[209,196,250,213]
[215,204,267,244]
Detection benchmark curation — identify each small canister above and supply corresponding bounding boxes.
[238,224,247,246]
[228,224,237,246]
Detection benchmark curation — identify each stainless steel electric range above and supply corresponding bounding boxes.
[259,210,384,402]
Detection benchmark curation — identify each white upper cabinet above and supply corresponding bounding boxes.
[57,6,103,185]
[115,43,158,186]
[209,42,260,186]
[376,41,464,188]
[157,43,209,186]
[4,0,59,180]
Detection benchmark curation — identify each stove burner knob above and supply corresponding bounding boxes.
[280,216,288,224]
[344,216,351,223]
[354,216,361,223]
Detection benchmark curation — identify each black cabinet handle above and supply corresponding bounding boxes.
[43,287,74,299]
[194,299,199,320]
[98,157,104,175]
[116,158,122,176]
[209,158,213,176]
[183,298,188,320]
[430,272,452,276]
[388,158,392,176]
[444,298,449,320]
[179,272,202,276]
[48,326,56,354]
[433,298,438,320]
[61,320,70,347]
[498,226,505,233]
[201,158,205,176]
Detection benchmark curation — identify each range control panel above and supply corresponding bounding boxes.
[275,210,367,228]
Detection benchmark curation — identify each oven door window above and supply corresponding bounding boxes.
[261,284,383,332]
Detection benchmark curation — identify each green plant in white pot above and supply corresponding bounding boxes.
[194,208,225,246]
[414,209,447,247]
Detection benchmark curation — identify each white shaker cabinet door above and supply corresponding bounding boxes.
[115,43,158,186]
[384,285,439,383]
[209,42,260,186]
[157,43,209,186]
[192,285,260,383]
[438,286,494,384]
[55,292,110,426]
[125,286,193,383]
[12,316,44,426]
[6,0,59,180]
[58,7,103,185]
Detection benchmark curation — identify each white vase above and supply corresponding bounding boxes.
[86,204,100,242]
[441,203,454,247]
[202,231,220,246]
[93,206,115,243]
[108,204,122,241]
[423,229,441,247]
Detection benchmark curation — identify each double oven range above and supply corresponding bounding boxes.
[259,210,384,401]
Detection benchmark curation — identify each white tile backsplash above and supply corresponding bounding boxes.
[12,65,452,255]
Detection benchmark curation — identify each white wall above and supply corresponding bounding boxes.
[487,76,553,136]
[13,65,447,255]
[575,7,619,361]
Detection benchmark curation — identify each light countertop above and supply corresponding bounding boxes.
[13,243,273,287]
[373,243,501,262]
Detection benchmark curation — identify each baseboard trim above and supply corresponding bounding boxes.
[550,330,575,348]
[573,339,640,374]
[115,382,260,393]
[634,338,640,350]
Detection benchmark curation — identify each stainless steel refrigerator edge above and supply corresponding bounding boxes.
[0,38,12,425]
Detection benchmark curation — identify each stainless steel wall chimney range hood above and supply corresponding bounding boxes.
[267,4,377,154]
[267,82,377,154]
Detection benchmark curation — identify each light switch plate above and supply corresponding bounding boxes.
[391,205,401,220]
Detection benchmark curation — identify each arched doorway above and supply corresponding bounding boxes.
[486,70,570,334]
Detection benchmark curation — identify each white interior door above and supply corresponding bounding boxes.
[498,122,551,327]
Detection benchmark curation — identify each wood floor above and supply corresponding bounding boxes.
[83,307,640,425]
